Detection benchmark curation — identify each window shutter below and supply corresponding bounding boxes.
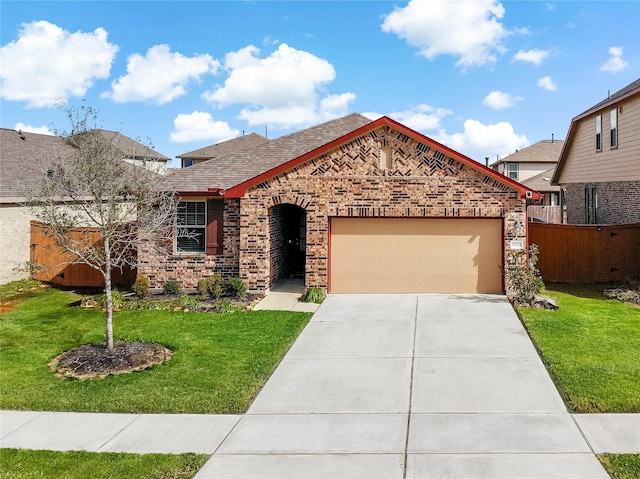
[206,200,224,255]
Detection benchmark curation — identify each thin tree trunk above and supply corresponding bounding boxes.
[104,237,114,353]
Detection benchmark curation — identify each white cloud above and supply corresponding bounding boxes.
[170,111,239,143]
[435,119,529,160]
[537,76,557,91]
[388,104,452,131]
[381,0,508,68]
[0,21,118,108]
[203,43,355,128]
[482,90,523,110]
[513,48,550,65]
[103,45,219,104]
[599,46,628,73]
[14,122,54,135]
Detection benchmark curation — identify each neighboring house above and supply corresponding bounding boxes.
[139,114,541,295]
[177,133,270,168]
[522,167,561,206]
[552,78,640,225]
[490,139,563,185]
[93,129,170,175]
[0,128,165,284]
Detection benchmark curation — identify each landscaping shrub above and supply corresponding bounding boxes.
[176,295,199,309]
[300,287,325,304]
[502,244,544,305]
[133,275,150,299]
[163,280,181,296]
[213,299,234,313]
[197,274,223,299]
[224,277,247,298]
[95,290,127,310]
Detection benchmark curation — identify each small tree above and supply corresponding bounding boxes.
[26,105,177,353]
[503,243,544,305]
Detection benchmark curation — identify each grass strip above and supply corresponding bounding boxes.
[599,454,640,479]
[0,449,207,479]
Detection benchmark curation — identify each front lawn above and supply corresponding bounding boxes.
[599,454,640,479]
[0,287,311,413]
[0,449,207,479]
[517,283,640,413]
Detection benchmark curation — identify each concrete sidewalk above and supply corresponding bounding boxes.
[2,294,638,478]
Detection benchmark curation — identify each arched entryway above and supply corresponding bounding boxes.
[269,204,307,288]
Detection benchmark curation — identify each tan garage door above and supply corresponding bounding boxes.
[330,218,503,294]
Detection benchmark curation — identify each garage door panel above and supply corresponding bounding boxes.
[330,218,502,294]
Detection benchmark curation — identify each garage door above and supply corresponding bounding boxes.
[329,218,503,294]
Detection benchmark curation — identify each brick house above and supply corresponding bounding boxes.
[139,114,541,294]
[552,78,640,224]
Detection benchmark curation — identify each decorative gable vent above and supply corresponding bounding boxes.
[379,146,393,170]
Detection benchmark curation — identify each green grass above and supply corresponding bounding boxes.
[517,283,640,413]
[0,449,207,479]
[0,287,311,413]
[599,454,640,479]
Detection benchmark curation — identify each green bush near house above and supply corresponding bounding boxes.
[224,276,248,298]
[132,274,150,299]
[300,287,325,304]
[196,273,223,299]
[163,280,181,295]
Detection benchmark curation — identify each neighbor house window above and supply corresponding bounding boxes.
[585,188,597,224]
[507,163,519,180]
[176,201,206,253]
[595,115,602,151]
[182,159,195,168]
[610,108,618,148]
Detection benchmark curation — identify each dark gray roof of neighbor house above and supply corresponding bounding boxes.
[177,133,271,160]
[521,167,560,193]
[1,128,160,202]
[491,139,564,167]
[163,113,373,193]
[576,77,640,119]
[0,128,76,201]
[92,129,169,161]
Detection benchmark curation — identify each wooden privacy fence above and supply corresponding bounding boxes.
[529,222,640,283]
[30,221,136,288]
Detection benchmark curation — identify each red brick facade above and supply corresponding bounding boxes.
[139,124,528,293]
[566,180,640,225]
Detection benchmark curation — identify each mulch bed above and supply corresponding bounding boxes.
[49,341,172,380]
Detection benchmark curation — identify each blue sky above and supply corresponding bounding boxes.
[1,1,639,168]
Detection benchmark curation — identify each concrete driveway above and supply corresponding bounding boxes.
[196,294,609,478]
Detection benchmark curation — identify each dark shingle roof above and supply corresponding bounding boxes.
[164,113,373,193]
[177,133,270,160]
[93,129,169,161]
[0,129,76,200]
[521,167,560,193]
[491,139,563,167]
[1,128,163,201]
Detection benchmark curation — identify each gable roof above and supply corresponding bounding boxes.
[91,129,169,161]
[163,114,541,200]
[552,78,640,184]
[521,167,560,193]
[490,139,563,167]
[163,113,372,193]
[177,133,270,160]
[1,128,161,202]
[0,128,77,201]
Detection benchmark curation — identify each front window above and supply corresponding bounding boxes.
[176,201,206,253]
[585,188,597,224]
[610,108,617,148]
[595,115,602,151]
[507,163,518,180]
